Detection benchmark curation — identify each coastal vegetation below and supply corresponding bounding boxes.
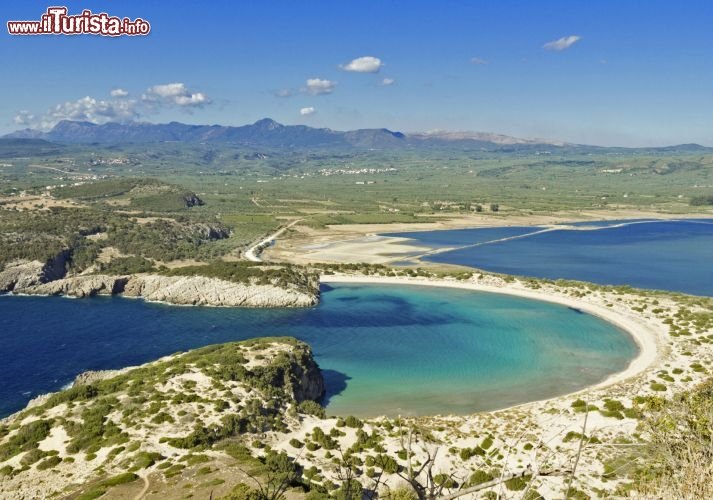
[161,261,318,289]
[0,138,712,498]
[1,266,711,498]
[0,205,232,271]
[690,193,713,206]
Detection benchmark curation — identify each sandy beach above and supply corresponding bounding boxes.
[321,274,662,401]
[2,271,710,499]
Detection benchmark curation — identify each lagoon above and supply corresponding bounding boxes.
[388,219,713,296]
[0,283,636,418]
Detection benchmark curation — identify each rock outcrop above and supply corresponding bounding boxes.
[0,260,45,292]
[2,265,319,308]
[20,274,128,298]
[284,342,326,402]
[73,367,135,386]
[122,275,318,307]
[0,252,70,293]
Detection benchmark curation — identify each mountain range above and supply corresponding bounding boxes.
[3,119,710,153]
[3,119,570,150]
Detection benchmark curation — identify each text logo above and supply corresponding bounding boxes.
[7,7,151,36]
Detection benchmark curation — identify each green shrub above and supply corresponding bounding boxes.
[373,454,399,474]
[434,473,457,488]
[459,446,484,460]
[467,470,494,486]
[132,451,164,470]
[222,482,263,500]
[164,463,186,478]
[76,473,139,500]
[0,419,52,461]
[181,453,210,465]
[101,472,139,487]
[603,399,625,412]
[98,256,156,274]
[385,487,417,500]
[20,448,46,466]
[36,455,62,470]
[298,400,326,418]
[505,474,531,491]
[344,416,363,428]
[151,411,175,424]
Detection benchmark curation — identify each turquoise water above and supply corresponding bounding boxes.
[0,284,636,417]
[389,219,713,296]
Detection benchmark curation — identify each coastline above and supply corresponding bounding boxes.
[0,271,319,308]
[321,273,663,408]
[2,270,709,499]
[1,273,661,421]
[266,212,713,267]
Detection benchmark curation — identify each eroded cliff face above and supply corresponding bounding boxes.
[1,262,319,308]
[22,275,127,298]
[123,275,318,307]
[282,342,327,403]
[0,260,45,292]
[0,252,70,293]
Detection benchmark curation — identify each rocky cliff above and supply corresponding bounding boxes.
[123,274,318,307]
[1,262,319,308]
[287,342,326,402]
[22,274,127,298]
[0,260,45,292]
[0,252,70,293]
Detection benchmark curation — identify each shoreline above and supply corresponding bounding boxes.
[266,212,713,267]
[1,272,664,421]
[321,274,663,412]
[2,273,708,499]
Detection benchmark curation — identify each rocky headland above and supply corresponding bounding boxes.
[0,337,326,499]
[0,259,319,308]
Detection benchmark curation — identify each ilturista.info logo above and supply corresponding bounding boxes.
[7,6,150,36]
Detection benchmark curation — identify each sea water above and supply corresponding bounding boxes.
[0,283,636,417]
[389,219,713,296]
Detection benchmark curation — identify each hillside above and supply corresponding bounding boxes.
[0,337,326,499]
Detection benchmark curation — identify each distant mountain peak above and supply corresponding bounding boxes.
[252,118,283,130]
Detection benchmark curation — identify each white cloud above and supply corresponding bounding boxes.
[143,82,211,107]
[275,88,294,98]
[300,106,316,116]
[145,83,187,98]
[380,78,395,86]
[470,57,488,65]
[305,78,336,95]
[14,82,212,130]
[543,35,581,51]
[340,56,384,73]
[14,96,141,130]
[13,110,35,126]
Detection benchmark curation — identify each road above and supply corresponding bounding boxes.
[244,219,302,262]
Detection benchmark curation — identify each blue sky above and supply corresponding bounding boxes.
[2,0,713,146]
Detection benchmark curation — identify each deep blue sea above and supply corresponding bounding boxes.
[389,219,713,296]
[0,284,636,418]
